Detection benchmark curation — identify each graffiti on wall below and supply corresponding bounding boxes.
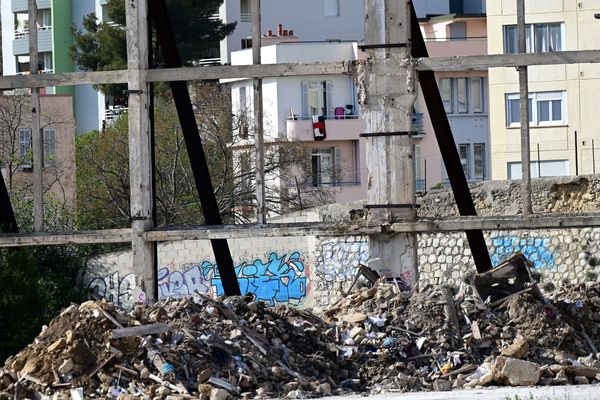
[88,272,147,309]
[490,235,556,270]
[157,251,308,306]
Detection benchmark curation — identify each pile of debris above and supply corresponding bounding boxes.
[0,295,357,399]
[4,276,600,398]
[322,276,600,393]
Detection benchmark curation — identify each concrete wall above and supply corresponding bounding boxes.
[86,176,600,310]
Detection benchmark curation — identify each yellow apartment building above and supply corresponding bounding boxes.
[487,0,600,179]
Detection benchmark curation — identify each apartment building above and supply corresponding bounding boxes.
[225,0,489,211]
[229,40,366,206]
[416,13,490,189]
[1,0,109,134]
[487,0,600,179]
[217,0,364,65]
[0,94,76,208]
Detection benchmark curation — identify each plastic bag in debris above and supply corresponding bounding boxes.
[466,362,492,382]
[368,316,386,327]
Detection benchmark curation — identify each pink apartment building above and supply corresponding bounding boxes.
[228,13,489,213]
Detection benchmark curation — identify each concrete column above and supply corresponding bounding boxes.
[360,0,418,286]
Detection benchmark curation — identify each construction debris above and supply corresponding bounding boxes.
[4,278,600,398]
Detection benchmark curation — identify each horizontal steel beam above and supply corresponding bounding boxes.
[416,50,600,71]
[3,49,599,90]
[0,214,599,247]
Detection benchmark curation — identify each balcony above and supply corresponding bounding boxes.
[286,115,362,142]
[13,26,52,55]
[105,106,128,122]
[286,113,424,141]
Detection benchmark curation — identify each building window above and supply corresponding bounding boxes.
[439,77,485,114]
[15,52,52,73]
[473,143,485,179]
[459,144,470,177]
[503,23,563,54]
[505,91,566,127]
[18,128,56,167]
[43,128,56,167]
[440,78,453,113]
[471,78,483,113]
[414,144,425,192]
[449,22,467,40]
[240,0,251,22]
[458,143,486,180]
[302,81,333,118]
[19,128,32,167]
[311,147,340,186]
[508,160,569,179]
[324,0,340,17]
[456,78,467,113]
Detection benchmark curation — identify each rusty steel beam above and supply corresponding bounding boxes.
[410,2,492,273]
[151,0,240,296]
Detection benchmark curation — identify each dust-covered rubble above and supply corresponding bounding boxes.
[4,280,600,399]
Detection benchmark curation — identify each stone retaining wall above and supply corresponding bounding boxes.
[86,175,600,311]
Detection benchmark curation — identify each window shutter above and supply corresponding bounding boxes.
[326,81,333,117]
[334,146,341,184]
[301,81,308,117]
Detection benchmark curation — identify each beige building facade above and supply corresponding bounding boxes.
[487,0,600,180]
[0,94,76,209]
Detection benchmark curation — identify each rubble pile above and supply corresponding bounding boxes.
[5,280,600,398]
[0,295,356,399]
[322,280,600,392]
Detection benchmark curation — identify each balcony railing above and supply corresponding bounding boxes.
[105,106,128,121]
[14,25,52,39]
[16,69,53,75]
[286,114,359,121]
[240,13,251,22]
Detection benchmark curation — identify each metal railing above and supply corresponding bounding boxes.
[105,106,128,121]
[240,13,251,22]
[286,114,359,121]
[14,25,52,39]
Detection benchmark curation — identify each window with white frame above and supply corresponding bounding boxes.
[473,143,485,179]
[504,23,563,54]
[19,128,32,167]
[240,0,251,22]
[459,144,470,177]
[505,91,566,127]
[457,143,486,180]
[311,147,340,186]
[324,0,340,16]
[439,77,485,114]
[43,128,56,167]
[301,81,333,118]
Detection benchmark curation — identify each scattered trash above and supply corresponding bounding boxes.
[3,279,600,398]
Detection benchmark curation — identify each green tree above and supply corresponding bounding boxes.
[70,0,235,97]
[76,83,332,228]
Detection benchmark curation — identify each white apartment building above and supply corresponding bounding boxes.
[1,0,113,134]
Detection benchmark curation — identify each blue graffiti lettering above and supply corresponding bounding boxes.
[491,235,556,270]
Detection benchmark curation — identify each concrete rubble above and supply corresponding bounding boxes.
[3,279,600,398]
